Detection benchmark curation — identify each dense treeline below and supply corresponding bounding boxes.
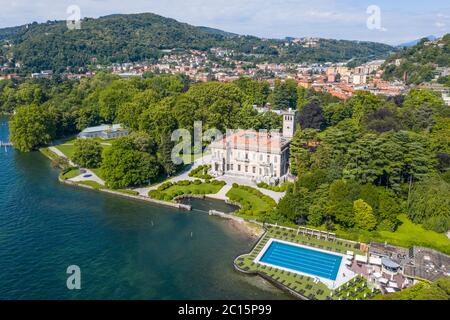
[3,74,286,188]
[382,34,450,85]
[0,12,394,73]
[3,73,449,234]
[279,89,450,235]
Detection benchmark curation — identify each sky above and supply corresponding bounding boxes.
[0,0,449,45]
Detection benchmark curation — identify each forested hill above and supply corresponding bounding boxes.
[0,12,394,73]
[382,34,450,85]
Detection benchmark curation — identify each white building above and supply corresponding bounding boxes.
[442,93,450,106]
[78,124,129,139]
[210,110,297,185]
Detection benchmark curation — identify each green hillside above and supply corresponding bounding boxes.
[0,12,394,73]
[382,34,450,84]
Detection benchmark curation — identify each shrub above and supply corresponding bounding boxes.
[257,181,292,192]
[193,179,202,185]
[211,180,225,186]
[423,216,450,233]
[149,190,164,200]
[157,182,173,191]
[189,165,213,179]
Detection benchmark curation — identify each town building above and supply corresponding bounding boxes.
[209,109,297,185]
[78,124,129,139]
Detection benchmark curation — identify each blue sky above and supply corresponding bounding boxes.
[0,0,449,45]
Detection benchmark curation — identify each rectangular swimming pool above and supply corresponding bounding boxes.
[258,240,342,281]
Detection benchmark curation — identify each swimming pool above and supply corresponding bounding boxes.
[258,240,342,281]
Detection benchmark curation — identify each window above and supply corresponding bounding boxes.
[238,165,241,171]
[245,166,248,173]
[252,167,256,174]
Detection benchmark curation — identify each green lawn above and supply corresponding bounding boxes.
[226,185,276,217]
[55,140,112,162]
[76,180,104,189]
[115,189,139,196]
[55,144,77,159]
[90,168,104,179]
[39,147,60,161]
[378,215,450,254]
[149,180,225,201]
[60,168,80,180]
[337,215,450,255]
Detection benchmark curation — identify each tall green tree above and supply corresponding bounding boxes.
[9,104,55,152]
[72,139,103,168]
[353,199,377,231]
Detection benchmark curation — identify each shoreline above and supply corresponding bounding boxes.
[59,177,192,211]
[40,145,268,240]
[56,166,264,238]
[226,217,265,240]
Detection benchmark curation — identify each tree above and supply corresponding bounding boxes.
[253,111,282,131]
[72,139,103,168]
[289,128,319,175]
[116,91,157,131]
[408,177,450,232]
[98,80,137,122]
[364,107,400,133]
[347,91,385,124]
[276,186,310,223]
[298,101,325,130]
[322,102,352,126]
[102,146,160,189]
[158,134,182,177]
[272,79,298,110]
[139,101,178,143]
[353,199,377,231]
[327,180,360,228]
[234,77,270,107]
[9,104,55,152]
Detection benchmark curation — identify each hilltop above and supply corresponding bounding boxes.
[382,34,450,85]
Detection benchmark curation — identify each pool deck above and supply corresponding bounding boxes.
[254,238,356,290]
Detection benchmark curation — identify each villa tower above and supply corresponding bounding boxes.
[282,108,297,139]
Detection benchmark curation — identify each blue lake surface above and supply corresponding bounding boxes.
[260,241,342,280]
[0,116,289,300]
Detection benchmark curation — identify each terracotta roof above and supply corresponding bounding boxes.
[211,130,291,153]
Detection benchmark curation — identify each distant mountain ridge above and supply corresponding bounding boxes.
[0,12,395,73]
[397,35,438,48]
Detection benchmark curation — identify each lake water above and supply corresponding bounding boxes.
[0,116,289,300]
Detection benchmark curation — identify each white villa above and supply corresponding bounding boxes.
[78,124,129,139]
[210,109,297,185]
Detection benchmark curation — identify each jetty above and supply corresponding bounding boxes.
[0,140,13,147]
